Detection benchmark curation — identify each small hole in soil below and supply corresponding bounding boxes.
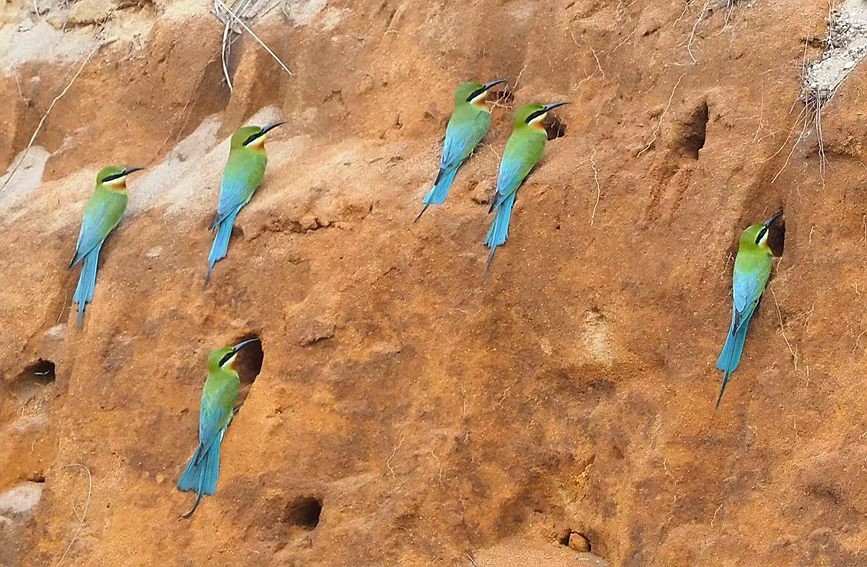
[768,214,785,257]
[10,359,56,400]
[680,100,708,159]
[283,496,322,530]
[233,334,263,385]
[232,334,263,411]
[25,359,56,383]
[544,115,567,141]
[492,88,514,104]
[559,530,591,552]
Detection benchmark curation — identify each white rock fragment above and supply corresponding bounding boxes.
[0,482,44,517]
[803,0,867,104]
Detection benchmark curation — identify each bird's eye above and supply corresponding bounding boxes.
[219,351,235,366]
[242,131,263,146]
[525,109,546,124]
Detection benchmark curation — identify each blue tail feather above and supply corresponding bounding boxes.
[415,167,460,222]
[206,208,240,282]
[715,313,752,408]
[73,241,104,327]
[177,435,223,496]
[424,167,459,206]
[483,192,516,280]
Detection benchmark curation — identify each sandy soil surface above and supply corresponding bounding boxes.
[2,0,867,565]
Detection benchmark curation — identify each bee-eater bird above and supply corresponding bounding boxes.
[68,166,142,326]
[414,79,506,222]
[715,211,782,408]
[206,122,284,283]
[178,337,260,519]
[484,102,568,277]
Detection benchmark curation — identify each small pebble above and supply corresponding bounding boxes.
[568,532,591,553]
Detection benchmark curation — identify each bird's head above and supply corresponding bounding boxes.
[96,166,142,190]
[741,211,782,252]
[455,79,506,109]
[207,338,260,373]
[515,102,569,130]
[231,122,286,151]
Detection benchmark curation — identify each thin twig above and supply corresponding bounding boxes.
[386,438,405,479]
[637,72,686,157]
[771,288,798,372]
[589,149,601,226]
[221,15,234,91]
[55,464,93,567]
[214,0,293,86]
[1,44,101,192]
[589,44,605,78]
[686,0,713,63]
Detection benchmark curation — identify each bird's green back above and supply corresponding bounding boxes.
[735,223,773,281]
[499,104,549,191]
[224,147,267,199]
[88,168,130,239]
[199,348,241,443]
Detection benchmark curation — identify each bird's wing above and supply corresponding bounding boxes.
[198,376,239,452]
[215,154,266,225]
[732,269,764,333]
[490,151,529,210]
[491,131,547,210]
[70,191,127,266]
[439,111,490,174]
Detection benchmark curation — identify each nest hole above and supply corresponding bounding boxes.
[282,496,322,530]
[680,100,708,159]
[233,334,263,385]
[544,115,567,141]
[768,216,785,257]
[25,359,56,383]
[492,88,514,104]
[9,359,56,403]
[232,334,263,411]
[559,530,591,552]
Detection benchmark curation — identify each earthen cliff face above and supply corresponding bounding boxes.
[2,1,866,565]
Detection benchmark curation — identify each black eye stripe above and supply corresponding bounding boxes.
[466,87,487,102]
[219,351,234,366]
[242,132,262,146]
[755,226,768,245]
[102,172,125,182]
[525,109,546,124]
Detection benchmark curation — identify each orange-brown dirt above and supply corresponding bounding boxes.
[2,0,866,565]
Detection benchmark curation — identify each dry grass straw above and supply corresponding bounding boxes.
[0,42,105,192]
[685,0,750,63]
[637,72,687,157]
[55,464,93,567]
[212,0,292,93]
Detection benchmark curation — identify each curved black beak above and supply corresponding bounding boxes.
[468,80,507,102]
[763,210,783,228]
[259,121,286,136]
[232,337,260,354]
[482,79,507,91]
[542,102,570,113]
[122,167,143,177]
[245,122,286,146]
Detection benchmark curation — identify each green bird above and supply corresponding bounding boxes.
[415,79,506,222]
[69,166,142,326]
[484,102,568,277]
[207,122,285,283]
[177,337,260,519]
[715,211,782,408]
